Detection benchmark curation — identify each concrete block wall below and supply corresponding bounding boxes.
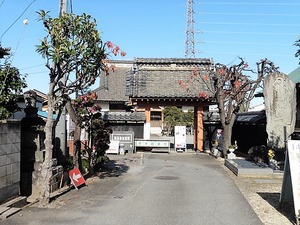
[0,120,21,203]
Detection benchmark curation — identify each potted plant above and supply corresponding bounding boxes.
[228,144,237,154]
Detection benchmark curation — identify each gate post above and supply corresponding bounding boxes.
[194,105,204,152]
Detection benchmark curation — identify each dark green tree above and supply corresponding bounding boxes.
[0,59,27,120]
[71,92,111,175]
[163,106,192,134]
[36,10,125,205]
[182,109,194,127]
[295,38,300,59]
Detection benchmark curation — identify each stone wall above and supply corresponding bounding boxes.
[0,120,21,203]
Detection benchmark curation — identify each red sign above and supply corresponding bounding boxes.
[69,168,86,189]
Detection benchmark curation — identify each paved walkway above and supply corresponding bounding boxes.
[0,152,264,225]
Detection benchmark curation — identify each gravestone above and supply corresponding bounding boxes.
[264,73,296,149]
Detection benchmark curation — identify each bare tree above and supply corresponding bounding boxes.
[186,58,279,157]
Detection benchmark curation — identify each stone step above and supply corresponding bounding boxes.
[3,196,27,208]
[151,148,170,153]
[0,206,10,215]
[0,196,27,220]
[0,207,21,220]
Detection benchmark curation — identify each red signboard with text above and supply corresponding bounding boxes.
[69,168,86,189]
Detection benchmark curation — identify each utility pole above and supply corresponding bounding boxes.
[55,0,68,158]
[59,0,68,17]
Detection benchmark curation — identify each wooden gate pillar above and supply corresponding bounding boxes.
[194,105,204,152]
[144,105,151,139]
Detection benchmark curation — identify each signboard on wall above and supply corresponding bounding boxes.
[106,140,120,154]
[280,140,300,224]
[111,133,133,143]
[110,132,135,154]
[135,140,170,148]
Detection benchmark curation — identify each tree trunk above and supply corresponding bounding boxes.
[222,114,236,158]
[65,101,83,172]
[39,93,54,206]
[222,125,231,158]
[73,126,83,172]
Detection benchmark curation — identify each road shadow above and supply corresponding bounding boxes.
[96,159,129,179]
[257,192,295,224]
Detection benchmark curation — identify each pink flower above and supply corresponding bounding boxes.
[218,69,224,75]
[193,68,198,76]
[203,75,209,81]
[106,41,114,49]
[234,81,242,89]
[112,46,120,56]
[120,51,126,57]
[110,64,116,72]
[198,92,209,99]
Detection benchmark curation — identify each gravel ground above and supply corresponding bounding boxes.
[218,157,295,225]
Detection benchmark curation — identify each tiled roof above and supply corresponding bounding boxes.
[94,60,133,102]
[102,111,145,121]
[128,58,214,98]
[134,57,212,65]
[93,58,214,102]
[235,110,266,124]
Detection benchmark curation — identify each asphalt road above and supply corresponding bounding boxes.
[1,153,262,225]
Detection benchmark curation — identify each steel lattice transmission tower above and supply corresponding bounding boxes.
[185,0,195,58]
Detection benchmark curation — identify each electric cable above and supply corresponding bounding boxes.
[202,30,298,36]
[197,21,300,27]
[197,12,300,17]
[204,40,291,46]
[0,0,36,43]
[20,64,45,71]
[0,0,5,8]
[197,2,300,6]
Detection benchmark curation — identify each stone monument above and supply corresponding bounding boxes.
[264,73,296,150]
[20,91,46,196]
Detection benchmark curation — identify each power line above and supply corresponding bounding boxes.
[19,63,45,70]
[27,71,48,75]
[202,30,298,36]
[198,2,300,6]
[0,0,36,43]
[0,0,5,8]
[204,40,291,46]
[198,21,300,27]
[198,12,300,17]
[204,51,292,57]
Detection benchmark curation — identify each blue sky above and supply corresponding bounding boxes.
[1,0,300,100]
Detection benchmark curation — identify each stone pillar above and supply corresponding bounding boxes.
[20,92,46,197]
[264,73,296,149]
